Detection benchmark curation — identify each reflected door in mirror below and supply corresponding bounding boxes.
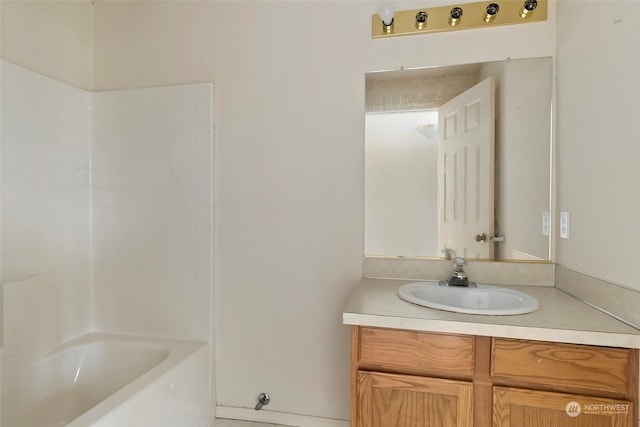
[439,77,495,259]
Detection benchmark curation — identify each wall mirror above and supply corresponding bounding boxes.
[364,57,552,261]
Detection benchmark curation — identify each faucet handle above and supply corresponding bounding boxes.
[453,257,467,271]
[442,247,455,259]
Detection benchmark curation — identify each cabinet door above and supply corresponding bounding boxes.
[357,371,473,427]
[494,386,634,427]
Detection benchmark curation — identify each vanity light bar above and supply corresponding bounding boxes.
[372,0,546,38]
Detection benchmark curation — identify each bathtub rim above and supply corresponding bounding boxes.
[39,331,207,427]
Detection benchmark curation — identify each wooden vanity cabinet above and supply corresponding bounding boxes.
[351,326,638,427]
[352,327,477,427]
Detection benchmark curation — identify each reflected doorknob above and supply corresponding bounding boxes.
[475,233,487,242]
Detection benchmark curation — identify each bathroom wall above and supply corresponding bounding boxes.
[1,273,62,427]
[0,1,93,90]
[1,2,93,422]
[1,58,214,337]
[1,60,92,341]
[364,111,440,256]
[92,1,555,422]
[486,57,552,261]
[2,2,216,423]
[556,1,640,290]
[6,0,640,422]
[0,4,94,345]
[91,84,214,340]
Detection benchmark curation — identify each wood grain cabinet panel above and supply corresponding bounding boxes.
[358,327,475,377]
[492,338,635,397]
[357,371,473,427]
[350,326,638,427]
[493,386,634,427]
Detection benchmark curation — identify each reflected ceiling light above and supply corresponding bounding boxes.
[520,0,537,18]
[484,3,500,23]
[415,11,428,30]
[449,7,463,26]
[379,3,395,33]
[417,124,439,140]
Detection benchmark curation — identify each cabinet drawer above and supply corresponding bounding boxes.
[357,327,474,377]
[492,338,635,397]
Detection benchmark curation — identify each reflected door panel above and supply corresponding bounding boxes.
[438,76,495,259]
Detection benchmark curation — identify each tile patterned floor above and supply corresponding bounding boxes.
[212,418,293,427]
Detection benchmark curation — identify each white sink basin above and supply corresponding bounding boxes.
[398,281,539,315]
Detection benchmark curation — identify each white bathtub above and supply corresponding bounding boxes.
[3,332,211,427]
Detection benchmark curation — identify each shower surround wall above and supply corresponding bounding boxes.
[1,59,213,344]
[91,84,213,339]
[2,60,92,341]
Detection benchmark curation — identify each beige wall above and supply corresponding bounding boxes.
[93,1,215,89]
[90,1,554,420]
[556,1,640,290]
[3,0,556,421]
[0,1,93,90]
[489,57,552,261]
[5,0,640,420]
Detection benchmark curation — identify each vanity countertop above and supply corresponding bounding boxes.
[343,278,640,348]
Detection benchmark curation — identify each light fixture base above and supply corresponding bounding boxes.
[372,0,547,38]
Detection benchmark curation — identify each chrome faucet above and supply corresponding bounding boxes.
[439,257,477,287]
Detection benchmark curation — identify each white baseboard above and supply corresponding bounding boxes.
[215,406,349,427]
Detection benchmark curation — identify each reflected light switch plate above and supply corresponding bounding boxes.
[560,211,569,239]
[542,212,550,236]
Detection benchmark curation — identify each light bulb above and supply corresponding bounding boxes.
[449,7,463,26]
[415,11,428,30]
[520,0,537,18]
[484,3,499,23]
[379,3,395,26]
